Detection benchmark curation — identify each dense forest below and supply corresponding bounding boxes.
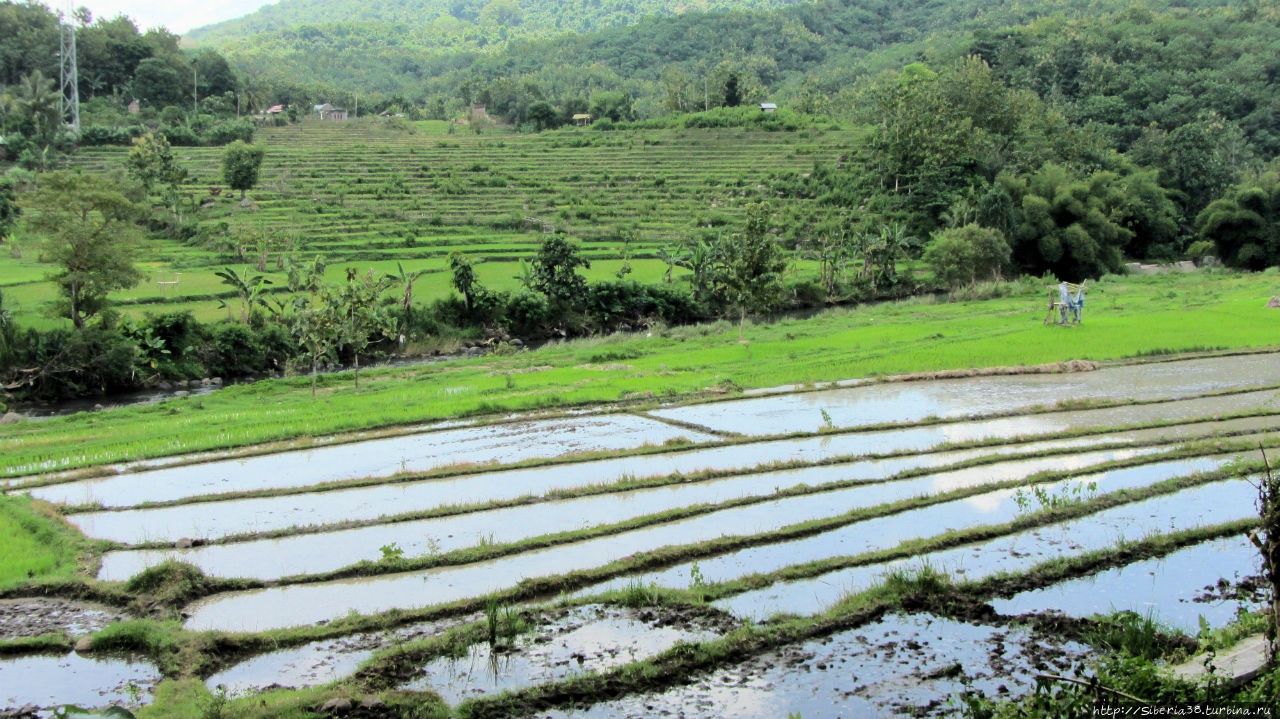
[185,0,814,45]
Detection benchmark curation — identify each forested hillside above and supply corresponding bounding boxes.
[185,0,810,45]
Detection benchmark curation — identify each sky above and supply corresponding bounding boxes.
[65,0,277,34]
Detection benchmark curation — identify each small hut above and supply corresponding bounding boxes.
[314,103,348,121]
[572,113,593,126]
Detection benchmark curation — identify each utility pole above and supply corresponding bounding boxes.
[58,0,80,134]
[193,67,199,117]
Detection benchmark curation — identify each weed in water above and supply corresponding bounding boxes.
[689,561,706,589]
[1013,481,1098,515]
[485,597,500,646]
[198,685,229,719]
[1085,609,1171,662]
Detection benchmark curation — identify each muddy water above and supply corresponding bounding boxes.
[577,455,1241,598]
[399,605,723,705]
[22,414,716,508]
[533,613,1089,718]
[182,455,1234,632]
[98,445,1167,581]
[0,598,129,639]
[205,616,468,696]
[714,479,1259,620]
[0,652,160,710]
[990,535,1266,631]
[652,354,1280,435]
[69,405,1279,545]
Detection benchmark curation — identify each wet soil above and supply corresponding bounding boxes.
[207,615,476,696]
[394,604,734,705]
[0,598,129,640]
[528,612,1089,718]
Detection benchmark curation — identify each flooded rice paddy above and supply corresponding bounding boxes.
[24,414,716,507]
[97,445,1170,580]
[652,353,1280,435]
[399,605,726,704]
[206,616,472,696]
[533,612,1090,718]
[69,402,1278,545]
[714,478,1259,620]
[989,534,1267,631]
[6,352,1279,714]
[182,455,1241,632]
[0,652,160,711]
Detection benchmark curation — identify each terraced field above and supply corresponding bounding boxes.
[4,120,853,328]
[2,352,1276,716]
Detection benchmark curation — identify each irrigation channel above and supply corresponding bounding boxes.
[2,353,1278,715]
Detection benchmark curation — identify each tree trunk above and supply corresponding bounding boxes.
[738,306,746,342]
[353,352,360,390]
[70,286,83,330]
[311,358,318,398]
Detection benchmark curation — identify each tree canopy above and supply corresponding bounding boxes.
[19,172,144,329]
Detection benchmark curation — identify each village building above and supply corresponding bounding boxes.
[759,102,778,113]
[314,103,349,121]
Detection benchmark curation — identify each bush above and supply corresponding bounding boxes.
[205,324,263,377]
[923,224,1011,291]
[584,281,701,331]
[2,325,139,399]
[504,292,552,336]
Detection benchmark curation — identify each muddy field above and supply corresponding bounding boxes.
[2,353,1277,715]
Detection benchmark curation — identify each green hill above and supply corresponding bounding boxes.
[185,0,811,46]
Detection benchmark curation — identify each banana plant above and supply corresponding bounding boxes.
[214,266,273,325]
[385,261,425,336]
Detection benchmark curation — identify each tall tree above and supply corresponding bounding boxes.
[531,236,590,305]
[127,132,188,230]
[20,172,143,329]
[222,140,266,201]
[131,57,186,108]
[713,203,787,341]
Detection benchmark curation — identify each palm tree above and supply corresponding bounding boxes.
[15,70,60,142]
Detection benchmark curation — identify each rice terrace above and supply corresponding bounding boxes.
[3,0,1280,717]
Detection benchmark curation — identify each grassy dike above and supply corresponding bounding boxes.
[4,270,1279,479]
